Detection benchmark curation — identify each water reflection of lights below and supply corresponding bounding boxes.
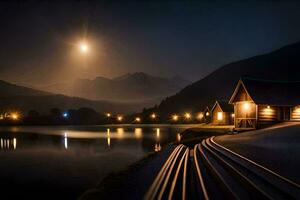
[64,133,68,149]
[107,128,111,147]
[177,133,181,142]
[117,128,124,138]
[156,128,160,138]
[0,138,17,150]
[134,128,142,139]
[154,143,161,152]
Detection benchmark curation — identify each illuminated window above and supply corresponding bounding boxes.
[217,112,223,121]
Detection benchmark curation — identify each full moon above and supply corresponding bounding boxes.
[79,43,88,53]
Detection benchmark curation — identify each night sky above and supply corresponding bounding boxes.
[1,1,300,86]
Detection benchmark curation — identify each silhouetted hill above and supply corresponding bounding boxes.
[41,72,190,103]
[0,80,145,114]
[0,80,50,97]
[145,42,300,119]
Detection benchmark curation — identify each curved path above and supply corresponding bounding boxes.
[144,122,300,199]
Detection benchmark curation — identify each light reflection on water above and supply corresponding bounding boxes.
[0,138,17,150]
[0,125,199,152]
[0,124,199,198]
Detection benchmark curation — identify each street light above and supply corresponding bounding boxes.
[172,114,179,121]
[184,112,191,120]
[135,117,141,123]
[106,113,111,117]
[117,116,123,122]
[11,113,19,120]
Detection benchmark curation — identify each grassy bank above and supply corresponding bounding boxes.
[177,126,233,147]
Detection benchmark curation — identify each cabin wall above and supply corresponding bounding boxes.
[257,105,280,124]
[212,105,233,125]
[234,102,257,128]
[291,106,300,121]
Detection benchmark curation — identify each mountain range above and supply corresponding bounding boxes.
[39,72,190,103]
[0,80,148,114]
[143,41,300,119]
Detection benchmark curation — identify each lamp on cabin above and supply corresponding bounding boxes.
[243,102,250,111]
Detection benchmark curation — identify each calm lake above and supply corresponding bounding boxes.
[0,124,198,199]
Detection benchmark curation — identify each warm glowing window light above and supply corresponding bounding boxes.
[217,112,223,121]
[231,113,235,118]
[206,112,210,116]
[295,106,300,113]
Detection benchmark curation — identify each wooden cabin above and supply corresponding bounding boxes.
[229,78,300,129]
[211,100,234,125]
[199,106,211,123]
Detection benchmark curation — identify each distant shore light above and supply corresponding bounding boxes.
[11,113,19,120]
[135,117,141,122]
[172,114,179,121]
[151,113,156,119]
[117,116,123,122]
[184,112,191,119]
[106,113,111,117]
[63,112,68,118]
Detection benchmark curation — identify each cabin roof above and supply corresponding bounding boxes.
[203,106,210,113]
[212,100,233,112]
[230,77,300,106]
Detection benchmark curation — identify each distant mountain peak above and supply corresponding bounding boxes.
[40,71,191,103]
